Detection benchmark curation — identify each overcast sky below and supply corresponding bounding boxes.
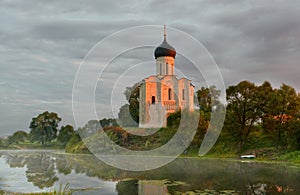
[1,0,300,136]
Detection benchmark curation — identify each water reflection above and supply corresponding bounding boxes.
[0,150,299,194]
[26,153,58,189]
[138,180,169,195]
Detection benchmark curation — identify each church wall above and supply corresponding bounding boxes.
[178,79,184,109]
[172,76,179,109]
[189,85,195,111]
[145,77,158,104]
[139,81,146,125]
[177,79,195,112]
[139,76,194,127]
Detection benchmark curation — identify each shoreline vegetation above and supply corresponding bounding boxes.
[1,80,300,165]
[1,130,299,171]
[1,145,299,165]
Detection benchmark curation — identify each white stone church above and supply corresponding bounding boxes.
[139,26,194,128]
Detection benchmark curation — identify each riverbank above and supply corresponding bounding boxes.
[180,146,300,165]
[63,138,300,165]
[0,134,300,164]
[2,148,299,167]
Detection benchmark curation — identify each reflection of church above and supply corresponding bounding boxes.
[138,180,169,195]
[139,26,194,128]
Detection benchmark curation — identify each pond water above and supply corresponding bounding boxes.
[0,150,299,194]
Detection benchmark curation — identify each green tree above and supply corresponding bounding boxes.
[58,125,75,146]
[167,110,181,127]
[263,84,300,149]
[286,118,300,150]
[99,118,119,128]
[197,86,221,115]
[0,137,9,148]
[225,81,265,150]
[73,120,101,140]
[118,104,138,127]
[122,82,141,125]
[29,111,61,146]
[193,86,222,148]
[8,130,28,144]
[167,86,223,150]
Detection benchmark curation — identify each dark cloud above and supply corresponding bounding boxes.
[0,0,299,135]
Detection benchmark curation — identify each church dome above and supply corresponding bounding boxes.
[154,39,176,59]
[154,25,176,59]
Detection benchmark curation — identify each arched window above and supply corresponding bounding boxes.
[151,96,155,104]
[182,89,185,100]
[168,88,172,100]
[166,63,168,75]
[160,63,162,75]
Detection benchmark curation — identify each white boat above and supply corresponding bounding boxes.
[240,154,256,159]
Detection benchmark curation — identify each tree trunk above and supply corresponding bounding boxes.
[239,140,244,152]
[276,126,281,150]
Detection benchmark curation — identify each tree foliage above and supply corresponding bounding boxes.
[99,118,119,128]
[263,84,300,149]
[225,81,271,150]
[224,81,300,151]
[197,86,221,114]
[29,111,61,146]
[119,82,141,126]
[194,86,223,148]
[8,130,28,144]
[58,125,75,145]
[118,104,138,127]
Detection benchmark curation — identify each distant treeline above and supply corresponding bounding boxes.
[1,80,300,157]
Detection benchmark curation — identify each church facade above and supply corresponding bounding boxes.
[139,26,194,128]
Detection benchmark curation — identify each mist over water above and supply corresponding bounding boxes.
[0,150,299,194]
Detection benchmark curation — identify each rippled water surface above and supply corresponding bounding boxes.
[0,150,299,194]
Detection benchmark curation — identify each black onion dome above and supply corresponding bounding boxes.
[154,39,176,59]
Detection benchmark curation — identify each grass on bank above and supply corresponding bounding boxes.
[278,151,300,163]
[6,140,65,150]
[178,128,300,164]
[63,134,300,164]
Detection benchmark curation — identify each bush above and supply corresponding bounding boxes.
[167,111,181,127]
[65,132,90,154]
[278,151,300,163]
[8,130,28,144]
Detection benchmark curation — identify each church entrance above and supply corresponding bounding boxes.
[151,96,155,104]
